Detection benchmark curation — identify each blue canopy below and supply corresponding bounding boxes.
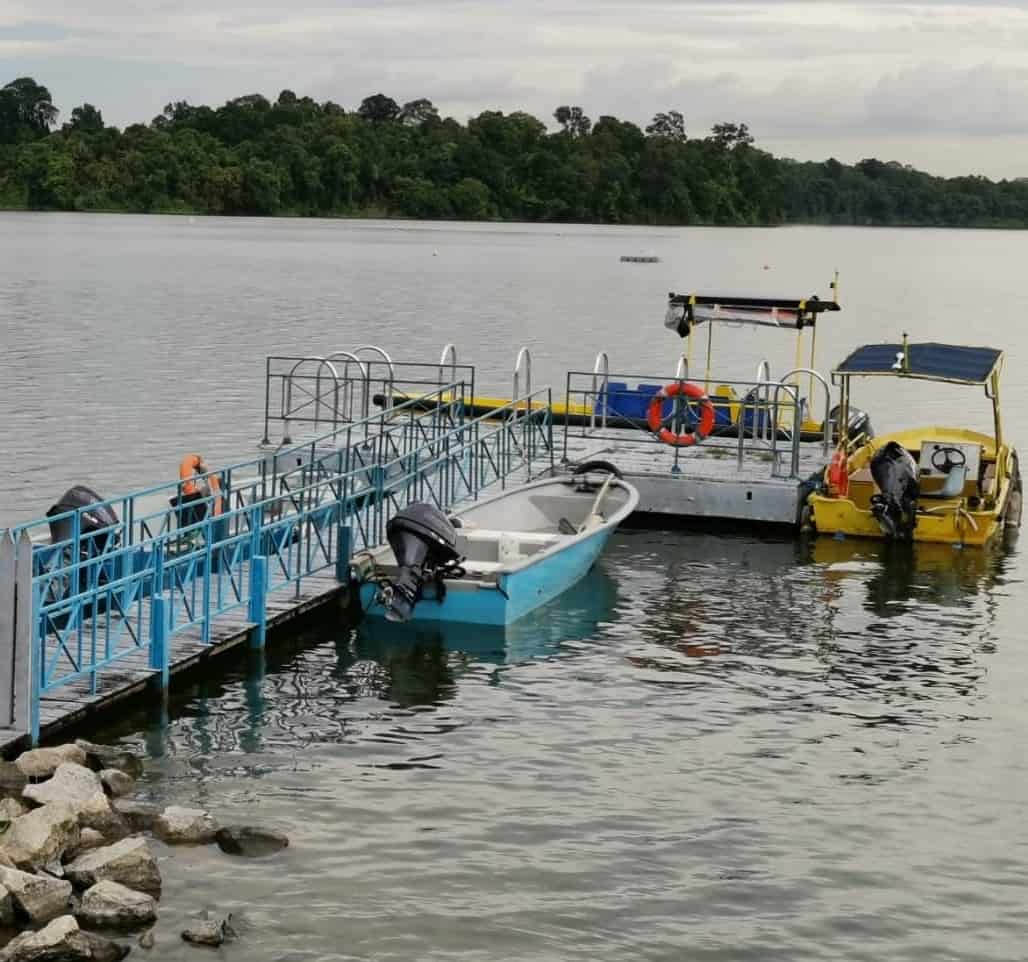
[835,342,1003,385]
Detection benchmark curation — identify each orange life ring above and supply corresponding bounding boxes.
[179,454,223,516]
[827,448,849,497]
[647,382,715,447]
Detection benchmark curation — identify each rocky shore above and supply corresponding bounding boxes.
[0,740,288,960]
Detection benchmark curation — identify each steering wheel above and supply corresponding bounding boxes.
[930,446,967,473]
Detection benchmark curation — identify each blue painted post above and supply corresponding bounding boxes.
[29,581,41,746]
[149,595,169,689]
[149,543,169,690]
[248,555,268,649]
[335,523,352,583]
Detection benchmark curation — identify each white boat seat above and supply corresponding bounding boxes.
[462,561,504,573]
[460,528,562,545]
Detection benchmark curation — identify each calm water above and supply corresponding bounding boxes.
[2,215,1027,960]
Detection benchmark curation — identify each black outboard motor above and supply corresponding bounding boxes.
[380,504,460,622]
[46,486,120,552]
[869,442,919,538]
[46,486,121,601]
[828,405,874,445]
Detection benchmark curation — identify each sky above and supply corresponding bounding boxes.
[2,1,1027,179]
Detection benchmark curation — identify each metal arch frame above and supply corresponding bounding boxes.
[591,351,610,430]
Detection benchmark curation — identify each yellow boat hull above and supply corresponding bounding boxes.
[808,427,1020,547]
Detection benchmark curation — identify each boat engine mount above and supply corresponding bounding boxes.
[378,503,461,622]
[869,441,919,538]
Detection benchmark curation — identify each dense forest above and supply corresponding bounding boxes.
[2,76,1027,227]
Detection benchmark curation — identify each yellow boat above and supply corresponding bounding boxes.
[807,337,1022,546]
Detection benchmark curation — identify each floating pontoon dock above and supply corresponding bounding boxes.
[0,289,844,749]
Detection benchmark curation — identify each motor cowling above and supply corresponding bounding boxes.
[381,504,460,622]
[869,441,919,538]
[46,485,120,550]
[828,405,874,445]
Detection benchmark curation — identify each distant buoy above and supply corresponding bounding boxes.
[620,255,660,264]
[762,264,770,270]
[433,250,439,257]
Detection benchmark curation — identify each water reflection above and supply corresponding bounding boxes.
[611,528,1013,724]
[351,564,620,705]
[103,565,619,762]
[808,534,1016,614]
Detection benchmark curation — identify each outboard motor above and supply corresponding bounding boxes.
[828,405,874,445]
[869,442,919,538]
[379,504,460,622]
[46,486,120,552]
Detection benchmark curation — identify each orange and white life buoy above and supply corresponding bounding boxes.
[179,454,223,516]
[647,382,715,447]
[827,448,849,497]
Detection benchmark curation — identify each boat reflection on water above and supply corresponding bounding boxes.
[347,565,620,707]
[807,531,1017,615]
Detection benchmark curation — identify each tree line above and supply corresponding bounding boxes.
[2,77,1027,228]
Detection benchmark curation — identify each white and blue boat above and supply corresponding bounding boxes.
[356,466,638,626]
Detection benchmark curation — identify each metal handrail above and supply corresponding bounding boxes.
[591,351,610,430]
[768,381,804,477]
[753,360,773,442]
[283,356,336,444]
[777,367,833,456]
[513,347,531,400]
[324,351,370,424]
[351,346,396,414]
[439,344,458,403]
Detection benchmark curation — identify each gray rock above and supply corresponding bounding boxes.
[181,914,234,947]
[0,915,131,962]
[66,828,108,858]
[153,806,218,845]
[23,764,102,808]
[0,865,73,924]
[78,879,158,928]
[0,761,28,794]
[15,746,87,781]
[74,742,143,780]
[0,801,80,869]
[215,825,290,857]
[0,882,14,927]
[22,764,117,834]
[138,928,155,950]
[99,770,134,799]
[64,836,161,894]
[76,931,130,962]
[0,797,29,822]
[0,915,80,962]
[112,800,159,833]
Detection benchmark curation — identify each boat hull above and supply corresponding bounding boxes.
[360,521,615,625]
[808,427,1019,547]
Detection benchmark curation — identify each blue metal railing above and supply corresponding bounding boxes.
[1,386,553,744]
[13,381,472,598]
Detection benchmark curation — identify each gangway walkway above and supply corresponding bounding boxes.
[0,355,553,751]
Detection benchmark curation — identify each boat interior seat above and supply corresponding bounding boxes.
[846,467,876,510]
[456,528,563,566]
[460,528,561,545]
[980,462,997,497]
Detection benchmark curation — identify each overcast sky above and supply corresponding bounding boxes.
[2,1,1027,179]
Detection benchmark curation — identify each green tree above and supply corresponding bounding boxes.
[63,103,104,133]
[0,77,58,143]
[399,98,440,127]
[646,110,686,141]
[554,105,591,137]
[358,93,400,123]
